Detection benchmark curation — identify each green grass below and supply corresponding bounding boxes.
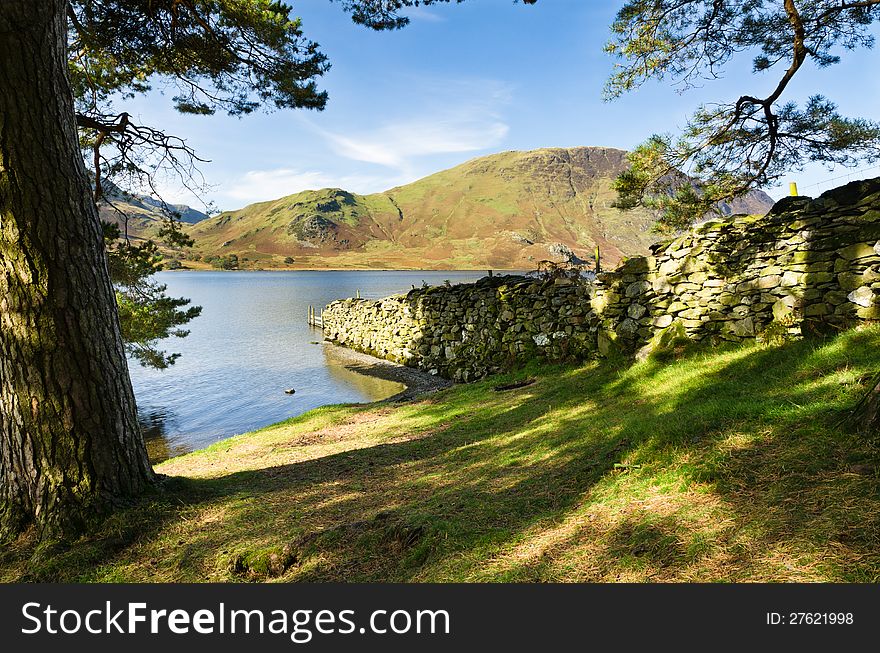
[3,327,880,582]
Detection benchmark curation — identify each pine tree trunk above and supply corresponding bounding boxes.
[0,0,154,540]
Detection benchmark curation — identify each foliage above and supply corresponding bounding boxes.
[759,314,799,348]
[69,0,335,204]
[530,259,592,281]
[103,222,202,369]
[607,0,880,230]
[336,0,536,31]
[68,0,334,366]
[63,1,537,365]
[212,254,240,270]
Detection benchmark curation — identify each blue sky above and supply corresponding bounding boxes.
[128,1,880,210]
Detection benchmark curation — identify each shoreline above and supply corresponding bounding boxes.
[146,343,449,465]
[321,341,453,401]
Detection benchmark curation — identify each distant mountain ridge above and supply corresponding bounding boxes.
[185,147,774,270]
[103,147,774,268]
[98,182,210,242]
[135,195,210,224]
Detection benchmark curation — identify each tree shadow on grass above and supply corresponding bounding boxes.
[7,329,880,582]
[493,332,880,582]
[220,335,876,581]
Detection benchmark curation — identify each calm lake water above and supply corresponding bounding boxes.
[129,270,494,462]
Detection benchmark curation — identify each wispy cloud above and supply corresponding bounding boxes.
[218,168,407,207]
[325,119,509,170]
[404,6,447,23]
[217,78,515,207]
[313,78,514,176]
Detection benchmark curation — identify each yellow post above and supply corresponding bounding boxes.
[356,289,360,299]
[789,182,799,196]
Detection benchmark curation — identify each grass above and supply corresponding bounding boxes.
[3,326,880,582]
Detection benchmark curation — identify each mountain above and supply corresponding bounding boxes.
[188,147,775,270]
[136,196,211,224]
[98,184,210,242]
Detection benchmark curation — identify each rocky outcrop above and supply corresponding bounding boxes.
[322,178,880,380]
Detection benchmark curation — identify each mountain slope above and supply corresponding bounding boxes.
[188,147,774,269]
[99,184,210,243]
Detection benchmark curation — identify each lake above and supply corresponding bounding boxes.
[129,270,496,462]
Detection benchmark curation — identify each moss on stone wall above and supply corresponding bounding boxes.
[595,177,880,359]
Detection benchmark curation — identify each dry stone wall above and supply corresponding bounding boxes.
[593,177,880,358]
[322,178,880,380]
[321,275,594,382]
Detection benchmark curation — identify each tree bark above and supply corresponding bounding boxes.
[0,0,154,540]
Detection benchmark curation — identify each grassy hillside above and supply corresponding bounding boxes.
[4,327,879,582]
[187,147,774,270]
[98,187,210,245]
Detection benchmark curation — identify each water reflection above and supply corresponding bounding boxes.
[322,345,406,401]
[139,408,193,463]
[129,271,500,460]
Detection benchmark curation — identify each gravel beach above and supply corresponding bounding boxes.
[321,342,453,402]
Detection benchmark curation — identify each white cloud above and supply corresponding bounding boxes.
[216,78,516,208]
[218,168,407,207]
[404,6,446,22]
[325,119,510,170]
[311,78,514,175]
